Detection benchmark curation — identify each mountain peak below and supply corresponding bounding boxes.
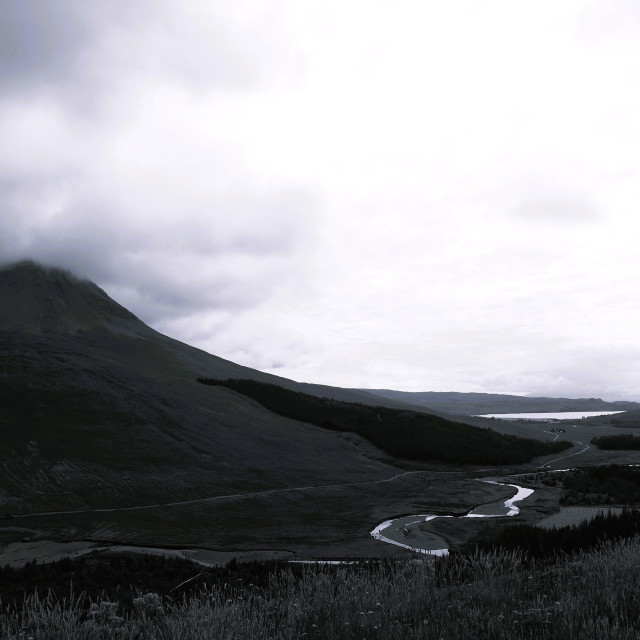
[0,260,150,336]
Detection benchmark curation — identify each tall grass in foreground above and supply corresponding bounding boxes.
[4,538,640,639]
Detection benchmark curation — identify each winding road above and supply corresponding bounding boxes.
[538,441,590,469]
[5,469,431,520]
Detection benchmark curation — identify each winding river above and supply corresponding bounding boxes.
[371,480,534,556]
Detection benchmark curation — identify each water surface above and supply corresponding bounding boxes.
[371,480,534,556]
[475,411,625,420]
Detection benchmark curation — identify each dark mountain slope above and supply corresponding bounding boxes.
[0,262,404,517]
[0,261,149,336]
[0,261,400,405]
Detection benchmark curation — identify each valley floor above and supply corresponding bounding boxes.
[0,469,529,566]
[4,424,640,567]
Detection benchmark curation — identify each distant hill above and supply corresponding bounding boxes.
[363,389,640,416]
[587,409,640,428]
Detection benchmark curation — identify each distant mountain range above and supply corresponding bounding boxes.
[363,389,640,416]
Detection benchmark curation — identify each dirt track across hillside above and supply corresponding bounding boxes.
[6,470,433,520]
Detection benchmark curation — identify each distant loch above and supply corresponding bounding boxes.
[475,411,626,421]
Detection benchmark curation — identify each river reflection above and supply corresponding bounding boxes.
[370,480,534,556]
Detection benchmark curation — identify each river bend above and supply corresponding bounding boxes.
[371,480,534,556]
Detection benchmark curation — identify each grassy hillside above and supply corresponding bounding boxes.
[0,262,430,524]
[4,534,640,639]
[579,409,640,428]
[198,379,572,465]
[0,338,411,518]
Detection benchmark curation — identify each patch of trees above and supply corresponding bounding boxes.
[469,508,640,559]
[0,551,378,614]
[197,378,572,465]
[591,434,640,450]
[557,465,640,505]
[0,553,208,611]
[0,553,287,612]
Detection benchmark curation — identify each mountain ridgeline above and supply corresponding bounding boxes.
[197,378,572,465]
[363,389,640,416]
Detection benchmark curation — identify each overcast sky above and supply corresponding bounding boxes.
[2,1,640,399]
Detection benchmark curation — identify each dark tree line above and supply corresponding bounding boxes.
[0,552,390,614]
[591,434,640,450]
[197,378,572,465]
[558,465,640,505]
[0,553,215,611]
[0,553,292,612]
[469,508,640,559]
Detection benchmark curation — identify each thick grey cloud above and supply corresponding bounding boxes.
[513,196,600,224]
[0,179,318,324]
[0,0,302,109]
[0,0,317,327]
[0,1,90,92]
[1,1,640,400]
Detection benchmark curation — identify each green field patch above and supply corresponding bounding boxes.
[536,506,624,530]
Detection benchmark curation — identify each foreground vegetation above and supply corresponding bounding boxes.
[0,554,227,612]
[4,535,640,639]
[4,506,640,638]
[198,378,571,465]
